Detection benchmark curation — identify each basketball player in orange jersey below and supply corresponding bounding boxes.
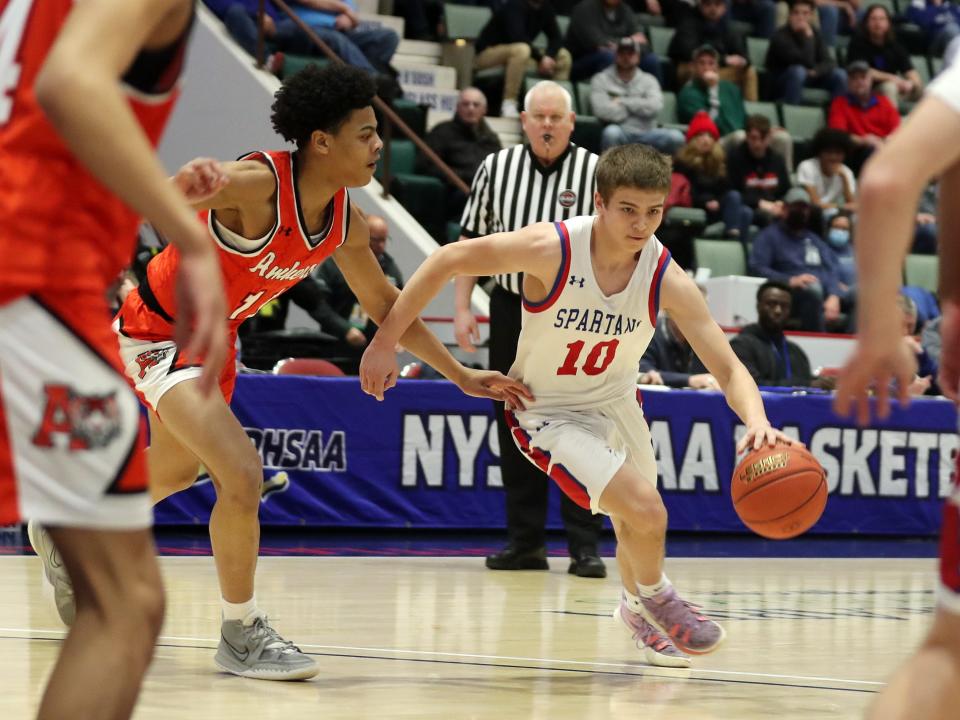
[107,63,530,680]
[359,144,794,666]
[835,56,960,720]
[0,0,228,718]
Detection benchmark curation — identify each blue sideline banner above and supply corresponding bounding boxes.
[154,376,959,535]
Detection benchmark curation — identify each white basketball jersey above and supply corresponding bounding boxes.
[508,215,671,411]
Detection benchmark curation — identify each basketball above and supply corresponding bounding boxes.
[731,443,828,540]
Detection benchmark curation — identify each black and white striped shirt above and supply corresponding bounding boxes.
[459,143,599,294]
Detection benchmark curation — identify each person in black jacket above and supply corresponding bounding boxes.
[667,0,758,101]
[474,0,571,116]
[419,88,502,223]
[845,4,923,105]
[765,0,846,105]
[726,114,790,227]
[565,0,663,82]
[730,280,814,386]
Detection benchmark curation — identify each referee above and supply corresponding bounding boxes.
[454,81,605,578]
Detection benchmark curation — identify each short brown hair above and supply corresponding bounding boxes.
[596,144,672,202]
[745,114,771,135]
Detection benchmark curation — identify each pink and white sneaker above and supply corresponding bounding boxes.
[614,599,691,668]
[640,585,725,655]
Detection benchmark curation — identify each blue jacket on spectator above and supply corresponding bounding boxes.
[204,0,281,21]
[294,0,356,29]
[905,0,960,40]
[749,222,841,297]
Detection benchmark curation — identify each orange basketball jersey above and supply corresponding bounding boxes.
[118,150,351,342]
[0,0,188,302]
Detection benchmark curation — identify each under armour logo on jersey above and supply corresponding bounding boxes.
[278,225,293,237]
[32,385,122,450]
[568,275,585,288]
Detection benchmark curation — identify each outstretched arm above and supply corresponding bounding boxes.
[359,222,563,399]
[36,0,227,395]
[337,206,534,404]
[835,94,960,424]
[660,263,794,451]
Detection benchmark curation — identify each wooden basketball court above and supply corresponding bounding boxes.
[0,555,934,718]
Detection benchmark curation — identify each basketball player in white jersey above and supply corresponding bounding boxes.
[358,144,794,665]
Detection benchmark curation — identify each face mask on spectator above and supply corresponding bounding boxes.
[827,228,850,247]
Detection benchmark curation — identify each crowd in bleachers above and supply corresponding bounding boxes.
[204,0,949,339]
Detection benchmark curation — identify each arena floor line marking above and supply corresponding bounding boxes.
[0,627,883,688]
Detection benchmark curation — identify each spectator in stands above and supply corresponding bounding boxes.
[420,87,502,222]
[668,0,759,101]
[675,111,754,239]
[899,293,937,395]
[766,0,846,105]
[314,215,403,348]
[796,127,857,223]
[289,0,399,76]
[639,311,720,388]
[922,314,943,379]
[749,187,843,331]
[730,0,778,38]
[205,0,314,71]
[474,0,571,118]
[905,0,960,57]
[566,0,663,83]
[678,45,794,166]
[590,38,686,153]
[846,4,923,105]
[625,0,696,26]
[827,60,901,172]
[825,210,856,324]
[730,280,815,385]
[727,114,791,227]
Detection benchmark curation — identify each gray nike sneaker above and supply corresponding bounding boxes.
[215,616,319,681]
[27,520,76,626]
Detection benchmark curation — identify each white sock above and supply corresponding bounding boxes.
[622,588,644,614]
[636,574,671,599]
[222,596,261,626]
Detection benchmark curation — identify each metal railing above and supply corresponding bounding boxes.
[257,0,471,201]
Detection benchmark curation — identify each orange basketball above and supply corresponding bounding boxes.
[731,443,827,540]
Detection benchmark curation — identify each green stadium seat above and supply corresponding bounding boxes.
[649,26,675,57]
[744,100,780,126]
[659,91,678,125]
[577,82,592,115]
[746,37,769,69]
[374,140,416,179]
[905,254,938,294]
[800,88,831,108]
[443,4,491,41]
[781,104,825,141]
[392,174,447,244]
[695,239,747,276]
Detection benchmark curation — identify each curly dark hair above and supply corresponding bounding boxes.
[271,63,376,147]
[811,127,852,157]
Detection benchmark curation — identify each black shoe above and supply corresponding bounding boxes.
[568,551,606,578]
[485,545,549,571]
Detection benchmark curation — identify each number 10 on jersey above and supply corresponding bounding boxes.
[556,339,619,376]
